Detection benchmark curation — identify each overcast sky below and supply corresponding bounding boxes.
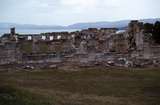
[0,0,160,25]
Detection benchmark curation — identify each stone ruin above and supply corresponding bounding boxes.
[0,20,160,69]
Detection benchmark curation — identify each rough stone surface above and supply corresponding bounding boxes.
[0,20,160,69]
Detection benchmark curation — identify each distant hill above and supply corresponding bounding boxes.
[0,18,160,30]
[68,18,160,29]
[0,23,65,29]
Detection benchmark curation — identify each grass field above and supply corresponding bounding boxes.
[0,68,160,105]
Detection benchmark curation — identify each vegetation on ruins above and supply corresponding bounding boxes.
[38,42,50,53]
[20,42,33,53]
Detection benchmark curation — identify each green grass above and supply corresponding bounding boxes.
[20,42,33,53]
[0,68,160,105]
[38,43,50,53]
[0,85,52,105]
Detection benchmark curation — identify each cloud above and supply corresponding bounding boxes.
[0,0,160,25]
[61,0,98,8]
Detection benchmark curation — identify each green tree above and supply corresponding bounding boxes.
[143,23,154,33]
[153,21,160,44]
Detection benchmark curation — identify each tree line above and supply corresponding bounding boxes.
[143,21,160,44]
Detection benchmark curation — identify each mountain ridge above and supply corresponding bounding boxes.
[0,18,160,30]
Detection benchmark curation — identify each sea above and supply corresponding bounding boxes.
[0,28,81,36]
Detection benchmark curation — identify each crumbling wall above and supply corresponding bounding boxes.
[0,42,21,64]
[0,22,160,68]
[127,20,144,50]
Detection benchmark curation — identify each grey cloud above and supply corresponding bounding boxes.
[0,0,160,25]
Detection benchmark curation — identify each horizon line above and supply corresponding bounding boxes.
[0,17,160,26]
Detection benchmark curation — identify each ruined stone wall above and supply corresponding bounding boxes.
[142,44,160,59]
[0,42,21,64]
[0,23,160,68]
[127,20,144,50]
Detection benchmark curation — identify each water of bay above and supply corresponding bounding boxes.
[0,28,81,36]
